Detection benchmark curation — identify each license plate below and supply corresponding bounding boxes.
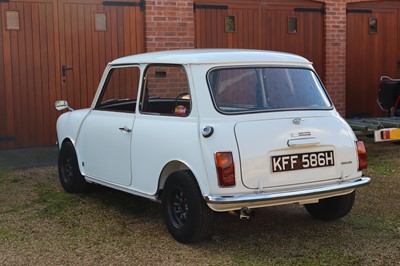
[271,151,334,173]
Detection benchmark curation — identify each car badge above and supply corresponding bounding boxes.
[291,132,311,137]
[292,118,302,125]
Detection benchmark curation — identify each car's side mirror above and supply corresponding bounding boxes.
[55,100,73,111]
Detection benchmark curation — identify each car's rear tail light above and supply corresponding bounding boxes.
[356,141,368,170]
[215,152,235,187]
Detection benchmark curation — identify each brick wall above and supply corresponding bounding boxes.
[145,0,195,52]
[323,0,347,115]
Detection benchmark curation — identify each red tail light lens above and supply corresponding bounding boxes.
[215,152,235,187]
[356,141,368,170]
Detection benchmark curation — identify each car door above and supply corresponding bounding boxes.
[79,65,140,186]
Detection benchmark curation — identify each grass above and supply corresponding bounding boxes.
[0,170,9,185]
[0,137,399,265]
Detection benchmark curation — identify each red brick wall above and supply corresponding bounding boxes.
[145,0,195,52]
[323,0,347,115]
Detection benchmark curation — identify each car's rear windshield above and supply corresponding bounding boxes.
[207,67,332,114]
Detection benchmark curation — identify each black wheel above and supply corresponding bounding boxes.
[161,171,215,243]
[304,191,356,221]
[58,141,87,193]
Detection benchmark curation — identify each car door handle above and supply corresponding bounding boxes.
[287,138,320,147]
[119,126,132,133]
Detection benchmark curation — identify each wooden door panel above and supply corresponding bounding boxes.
[59,0,145,110]
[196,7,228,48]
[0,3,12,148]
[346,9,397,117]
[263,7,324,78]
[195,1,324,78]
[0,0,59,148]
[195,4,261,49]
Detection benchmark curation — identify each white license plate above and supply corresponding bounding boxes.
[271,151,334,173]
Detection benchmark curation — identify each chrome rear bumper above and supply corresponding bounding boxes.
[205,177,371,212]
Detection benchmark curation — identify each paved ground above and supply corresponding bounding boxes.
[0,146,58,170]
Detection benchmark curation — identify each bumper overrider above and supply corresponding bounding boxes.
[205,177,371,211]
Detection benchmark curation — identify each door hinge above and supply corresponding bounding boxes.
[193,3,228,13]
[294,7,325,15]
[103,0,144,11]
[346,9,372,14]
[0,135,16,142]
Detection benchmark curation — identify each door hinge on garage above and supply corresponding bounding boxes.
[294,7,325,15]
[346,9,372,14]
[103,0,144,11]
[0,136,16,142]
[193,3,228,13]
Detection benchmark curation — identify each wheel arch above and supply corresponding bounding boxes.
[157,160,210,199]
[60,137,73,146]
[59,137,85,175]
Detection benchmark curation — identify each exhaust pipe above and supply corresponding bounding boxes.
[240,207,255,220]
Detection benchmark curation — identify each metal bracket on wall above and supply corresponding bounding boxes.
[103,0,144,11]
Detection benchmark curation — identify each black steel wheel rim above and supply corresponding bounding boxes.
[170,188,189,229]
[62,155,73,184]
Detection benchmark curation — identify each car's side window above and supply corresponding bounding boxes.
[140,65,191,116]
[95,66,140,113]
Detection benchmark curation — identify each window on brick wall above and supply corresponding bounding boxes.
[140,65,191,116]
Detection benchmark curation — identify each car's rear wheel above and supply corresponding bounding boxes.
[304,191,356,220]
[58,141,87,193]
[161,171,215,243]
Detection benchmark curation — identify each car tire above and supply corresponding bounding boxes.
[304,191,356,221]
[161,171,215,243]
[58,141,87,193]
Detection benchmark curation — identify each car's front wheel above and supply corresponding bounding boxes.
[304,191,356,220]
[58,141,87,193]
[161,171,215,243]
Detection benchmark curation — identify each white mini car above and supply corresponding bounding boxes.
[55,49,371,243]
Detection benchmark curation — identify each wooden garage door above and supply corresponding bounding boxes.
[0,0,59,148]
[59,0,144,109]
[194,0,325,77]
[346,1,399,118]
[0,0,144,149]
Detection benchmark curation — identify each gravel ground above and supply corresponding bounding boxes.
[0,137,399,265]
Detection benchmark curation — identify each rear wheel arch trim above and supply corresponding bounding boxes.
[157,161,209,198]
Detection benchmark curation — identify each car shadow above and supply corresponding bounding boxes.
[80,184,350,250]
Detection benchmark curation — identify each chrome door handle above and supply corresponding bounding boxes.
[119,126,132,133]
[287,138,320,147]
